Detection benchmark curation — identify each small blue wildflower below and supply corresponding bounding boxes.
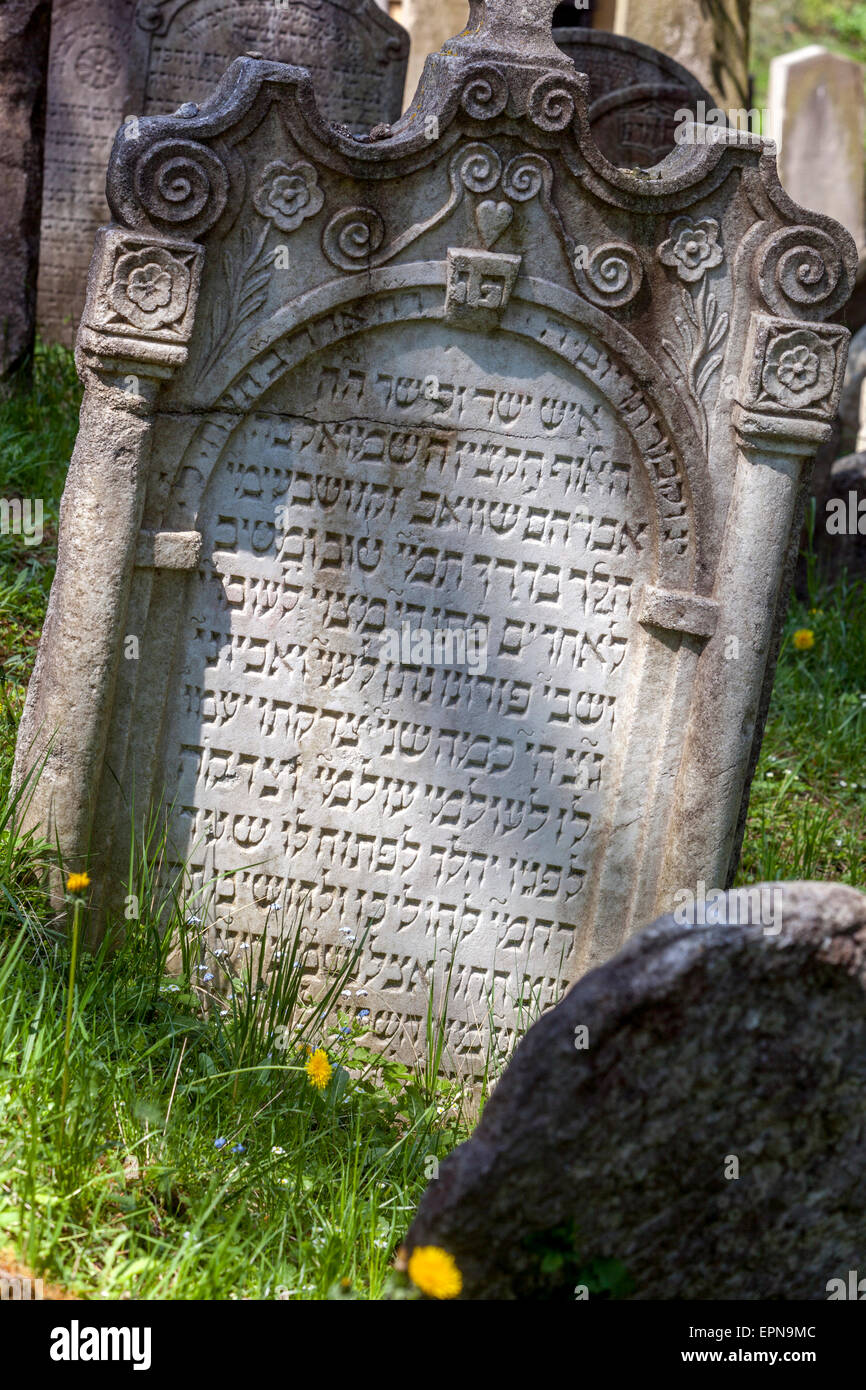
[358,1009,370,1019]
[231,1143,246,1154]
[214,1137,227,1149]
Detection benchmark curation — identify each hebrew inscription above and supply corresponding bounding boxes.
[161,324,658,1063]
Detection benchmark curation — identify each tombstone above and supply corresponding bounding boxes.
[14,0,856,1074]
[553,29,720,169]
[405,881,866,1299]
[769,47,866,257]
[401,0,468,110]
[614,0,751,112]
[37,0,410,347]
[0,0,51,388]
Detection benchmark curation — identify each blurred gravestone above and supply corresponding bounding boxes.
[553,28,719,169]
[401,0,468,106]
[811,376,866,587]
[769,46,866,257]
[614,0,751,111]
[0,0,51,389]
[37,0,410,345]
[406,882,866,1299]
[14,0,856,1074]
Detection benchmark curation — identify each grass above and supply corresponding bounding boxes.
[0,344,864,1299]
[735,507,866,890]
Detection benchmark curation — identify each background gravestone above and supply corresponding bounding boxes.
[400,0,468,106]
[405,881,866,1300]
[553,28,720,169]
[614,0,751,111]
[769,46,866,258]
[0,0,51,390]
[37,0,410,346]
[14,0,855,1074]
[400,0,749,111]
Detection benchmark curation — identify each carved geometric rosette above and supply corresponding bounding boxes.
[80,228,204,368]
[737,313,848,424]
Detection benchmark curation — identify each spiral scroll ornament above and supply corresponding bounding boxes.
[528,72,580,132]
[757,226,849,321]
[460,66,509,120]
[576,243,644,309]
[135,0,171,32]
[501,154,550,203]
[133,139,229,238]
[455,142,502,195]
[322,206,387,270]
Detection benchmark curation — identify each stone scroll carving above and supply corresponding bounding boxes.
[15,0,856,1075]
[37,0,410,346]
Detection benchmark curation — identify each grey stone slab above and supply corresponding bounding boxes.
[15,0,857,1076]
[0,0,51,386]
[405,881,866,1299]
[769,45,866,256]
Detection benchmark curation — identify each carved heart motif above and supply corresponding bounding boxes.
[475,199,513,249]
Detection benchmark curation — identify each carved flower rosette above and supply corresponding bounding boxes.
[109,246,191,330]
[253,160,325,233]
[658,216,724,284]
[760,328,835,411]
[83,230,203,352]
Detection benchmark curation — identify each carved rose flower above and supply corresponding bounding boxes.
[74,43,122,90]
[253,160,324,232]
[761,328,835,409]
[126,264,173,313]
[109,246,191,330]
[658,216,724,283]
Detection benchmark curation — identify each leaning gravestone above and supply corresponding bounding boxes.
[0,0,51,388]
[37,0,410,346]
[405,881,866,1299]
[553,28,721,169]
[769,46,866,257]
[14,0,856,1072]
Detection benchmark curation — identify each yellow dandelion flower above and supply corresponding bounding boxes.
[305,1048,332,1090]
[65,872,91,895]
[793,628,815,651]
[407,1245,462,1300]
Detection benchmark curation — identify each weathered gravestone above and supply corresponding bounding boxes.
[0,0,51,389]
[401,0,468,106]
[405,881,866,1299]
[614,0,751,112]
[769,46,866,258]
[14,0,856,1072]
[552,28,720,169]
[37,0,410,346]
